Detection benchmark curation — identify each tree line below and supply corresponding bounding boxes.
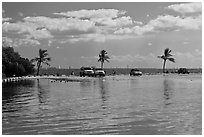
[2,46,35,78]
[2,41,175,78]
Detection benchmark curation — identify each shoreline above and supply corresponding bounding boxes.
[2,73,201,83]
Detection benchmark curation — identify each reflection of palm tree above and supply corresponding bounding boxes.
[31,49,51,76]
[98,79,109,106]
[98,50,110,69]
[158,48,175,73]
[163,79,174,105]
[37,80,49,104]
[163,79,171,100]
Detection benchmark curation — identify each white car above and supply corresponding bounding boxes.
[80,67,95,77]
[94,68,106,77]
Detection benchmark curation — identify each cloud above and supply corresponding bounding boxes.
[147,15,201,31]
[2,7,201,45]
[2,17,12,22]
[134,21,143,25]
[68,33,135,43]
[54,9,126,19]
[167,2,202,14]
[18,12,24,17]
[3,21,53,39]
[54,9,133,28]
[2,16,97,41]
[3,37,40,47]
[91,16,132,27]
[24,16,96,32]
[2,37,14,47]
[114,14,201,35]
[147,42,153,46]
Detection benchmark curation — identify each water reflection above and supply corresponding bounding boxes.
[36,80,50,105]
[2,80,35,104]
[98,79,109,104]
[2,80,35,113]
[80,81,93,92]
[2,75,202,134]
[163,78,174,106]
[129,78,138,89]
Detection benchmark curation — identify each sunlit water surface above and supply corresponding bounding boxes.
[2,74,202,135]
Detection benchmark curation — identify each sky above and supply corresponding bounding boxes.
[2,2,202,69]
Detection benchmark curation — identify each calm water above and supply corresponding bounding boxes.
[2,74,202,135]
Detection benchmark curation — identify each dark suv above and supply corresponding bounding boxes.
[80,67,95,77]
[130,69,142,76]
[177,68,190,74]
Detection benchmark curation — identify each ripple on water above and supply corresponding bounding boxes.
[2,75,202,135]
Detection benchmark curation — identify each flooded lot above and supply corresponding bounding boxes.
[2,74,202,135]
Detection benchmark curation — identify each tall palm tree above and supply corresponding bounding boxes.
[98,50,110,69]
[158,48,175,73]
[31,49,51,76]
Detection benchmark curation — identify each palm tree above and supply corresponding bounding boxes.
[158,48,175,73]
[98,50,110,69]
[31,49,51,76]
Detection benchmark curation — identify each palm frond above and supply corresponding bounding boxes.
[168,57,175,63]
[105,59,110,62]
[42,61,50,66]
[105,56,110,59]
[98,50,110,64]
[158,55,166,60]
[43,57,51,61]
[167,53,172,57]
[164,48,170,56]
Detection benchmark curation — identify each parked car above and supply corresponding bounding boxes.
[177,68,190,74]
[80,67,95,77]
[130,69,142,76]
[94,68,106,77]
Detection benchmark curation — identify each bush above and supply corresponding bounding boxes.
[2,46,35,77]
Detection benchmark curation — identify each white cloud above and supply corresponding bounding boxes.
[2,16,97,41]
[148,42,153,46]
[18,12,24,17]
[114,25,152,35]
[17,38,40,46]
[167,2,202,14]
[68,33,135,43]
[54,9,126,19]
[114,14,201,35]
[134,21,143,25]
[91,16,133,27]
[24,16,96,32]
[54,9,133,28]
[2,37,15,47]
[2,21,53,39]
[2,7,201,44]
[146,15,201,31]
[2,17,12,22]
[2,37,40,47]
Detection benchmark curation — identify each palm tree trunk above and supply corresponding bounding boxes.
[163,59,166,73]
[37,62,41,76]
[101,61,104,69]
